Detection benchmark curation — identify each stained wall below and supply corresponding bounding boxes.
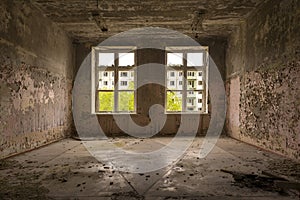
[0,0,74,158]
[226,0,300,160]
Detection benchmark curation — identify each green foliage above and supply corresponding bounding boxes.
[167,91,182,111]
[98,91,134,112]
[99,92,114,111]
[128,81,134,90]
[118,92,134,111]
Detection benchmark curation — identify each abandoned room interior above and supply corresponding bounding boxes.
[0,0,299,199]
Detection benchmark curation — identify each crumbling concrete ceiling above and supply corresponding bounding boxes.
[31,0,266,43]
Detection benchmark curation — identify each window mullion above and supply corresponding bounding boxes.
[95,67,99,111]
[114,53,118,112]
[203,51,208,113]
[182,52,187,112]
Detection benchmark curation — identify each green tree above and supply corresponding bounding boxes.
[99,81,135,112]
[127,81,134,90]
[118,92,134,111]
[167,91,182,111]
[99,91,114,111]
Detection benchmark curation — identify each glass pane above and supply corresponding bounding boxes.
[118,91,135,112]
[167,53,183,67]
[187,53,204,67]
[186,91,202,112]
[99,53,114,67]
[119,53,134,67]
[118,71,134,90]
[98,71,114,90]
[166,91,182,112]
[167,70,183,90]
[187,71,203,90]
[99,91,114,112]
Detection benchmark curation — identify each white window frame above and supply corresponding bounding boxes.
[91,46,137,114]
[165,46,209,114]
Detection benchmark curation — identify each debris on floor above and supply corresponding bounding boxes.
[267,159,300,181]
[111,191,143,200]
[1,138,299,199]
[0,160,51,200]
[221,169,300,196]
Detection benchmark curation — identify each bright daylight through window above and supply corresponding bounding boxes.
[166,47,208,113]
[92,47,136,113]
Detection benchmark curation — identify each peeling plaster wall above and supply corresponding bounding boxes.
[226,0,300,160]
[240,64,300,159]
[0,0,74,158]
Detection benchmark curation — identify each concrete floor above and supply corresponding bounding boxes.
[0,137,299,200]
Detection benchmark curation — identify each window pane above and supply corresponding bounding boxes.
[99,91,114,111]
[186,91,202,112]
[167,53,183,66]
[99,53,114,67]
[187,53,204,67]
[118,71,134,90]
[166,91,182,112]
[118,91,135,112]
[98,71,114,90]
[187,70,203,90]
[167,70,183,90]
[119,53,134,67]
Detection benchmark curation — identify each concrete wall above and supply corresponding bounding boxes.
[226,0,300,160]
[0,0,74,158]
[74,37,226,137]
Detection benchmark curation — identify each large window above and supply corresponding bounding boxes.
[165,47,208,113]
[91,47,136,113]
[91,46,208,114]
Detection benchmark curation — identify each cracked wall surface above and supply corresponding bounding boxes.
[0,0,74,159]
[226,0,300,160]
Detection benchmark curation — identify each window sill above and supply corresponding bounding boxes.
[93,112,137,115]
[164,112,209,115]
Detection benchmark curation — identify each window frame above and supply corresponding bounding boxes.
[165,46,209,114]
[91,46,137,114]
